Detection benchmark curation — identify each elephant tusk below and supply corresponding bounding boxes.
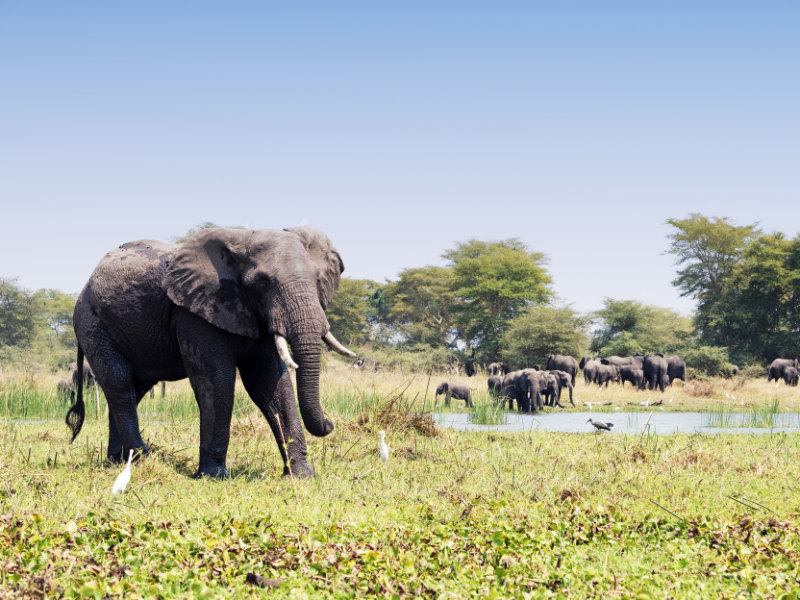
[274,334,299,370]
[322,331,357,358]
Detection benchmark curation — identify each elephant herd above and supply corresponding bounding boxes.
[580,353,686,394]
[768,358,800,386]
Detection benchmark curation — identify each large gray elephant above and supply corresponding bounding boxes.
[519,369,548,413]
[595,363,619,387]
[784,367,799,386]
[488,362,510,376]
[548,370,573,406]
[352,357,380,373]
[65,226,356,479]
[579,356,598,370]
[487,376,503,397]
[545,355,578,385]
[582,359,601,385]
[435,382,473,407]
[768,358,800,383]
[665,355,686,385]
[643,353,668,393]
[619,365,644,390]
[498,370,525,410]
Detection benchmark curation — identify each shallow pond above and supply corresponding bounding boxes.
[434,412,800,435]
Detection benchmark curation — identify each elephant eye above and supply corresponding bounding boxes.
[255,276,271,289]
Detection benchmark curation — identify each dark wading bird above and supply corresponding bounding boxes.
[587,419,614,433]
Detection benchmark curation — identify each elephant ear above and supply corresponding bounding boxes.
[164,228,260,338]
[284,226,344,309]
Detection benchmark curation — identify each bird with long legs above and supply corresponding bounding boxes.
[587,419,614,434]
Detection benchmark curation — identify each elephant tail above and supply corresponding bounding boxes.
[65,345,86,442]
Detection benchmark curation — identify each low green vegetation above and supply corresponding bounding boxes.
[1,415,799,598]
[467,398,508,425]
[704,398,800,429]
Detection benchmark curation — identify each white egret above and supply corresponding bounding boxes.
[732,394,736,400]
[669,397,673,403]
[615,406,620,410]
[379,430,389,464]
[726,393,730,399]
[112,449,134,495]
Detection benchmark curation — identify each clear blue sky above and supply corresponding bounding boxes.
[1,2,798,313]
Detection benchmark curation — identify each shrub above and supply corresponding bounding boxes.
[682,346,730,376]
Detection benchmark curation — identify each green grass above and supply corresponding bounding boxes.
[703,397,800,428]
[1,414,800,598]
[467,398,508,425]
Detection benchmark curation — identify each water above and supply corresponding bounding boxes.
[434,412,800,435]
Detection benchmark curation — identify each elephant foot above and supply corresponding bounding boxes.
[107,444,148,465]
[283,460,315,479]
[193,465,229,479]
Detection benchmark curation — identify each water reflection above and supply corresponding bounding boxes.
[434,412,800,435]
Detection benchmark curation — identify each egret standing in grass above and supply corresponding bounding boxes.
[112,449,134,495]
[587,419,614,433]
[379,430,389,464]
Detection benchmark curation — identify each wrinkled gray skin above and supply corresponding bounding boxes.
[498,370,525,410]
[352,357,380,374]
[435,382,473,407]
[68,360,95,385]
[643,353,668,393]
[545,355,578,386]
[488,362,510,376]
[520,369,559,412]
[57,378,76,403]
[665,355,686,385]
[601,354,645,370]
[768,358,800,383]
[67,226,350,479]
[548,370,573,406]
[582,359,601,385]
[595,363,619,387]
[784,367,799,386]
[731,365,739,376]
[487,376,503,397]
[579,356,598,369]
[619,365,644,390]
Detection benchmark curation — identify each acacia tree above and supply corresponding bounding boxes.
[444,239,553,358]
[666,214,760,345]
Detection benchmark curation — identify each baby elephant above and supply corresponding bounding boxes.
[435,382,473,407]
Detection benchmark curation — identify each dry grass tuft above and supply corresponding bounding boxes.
[683,378,716,397]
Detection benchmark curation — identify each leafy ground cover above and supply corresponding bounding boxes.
[1,405,799,598]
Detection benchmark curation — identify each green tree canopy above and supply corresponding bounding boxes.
[501,306,589,369]
[666,214,760,345]
[325,278,381,349]
[590,299,692,356]
[444,239,553,358]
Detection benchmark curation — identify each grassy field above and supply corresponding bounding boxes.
[1,361,800,598]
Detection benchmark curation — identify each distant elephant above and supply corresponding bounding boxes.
[643,353,668,393]
[545,355,579,386]
[665,355,686,385]
[352,357,381,373]
[768,358,800,383]
[579,356,599,370]
[65,226,356,479]
[595,363,619,387]
[68,360,95,385]
[435,382,473,407]
[784,367,799,386]
[519,369,546,413]
[619,365,644,390]
[57,378,76,403]
[488,362,510,376]
[582,359,601,385]
[548,370,574,406]
[487,376,503,397]
[465,359,477,377]
[499,370,525,410]
[731,365,739,376]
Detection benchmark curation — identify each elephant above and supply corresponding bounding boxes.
[488,362,510,377]
[582,359,601,385]
[464,359,477,377]
[487,376,503,397]
[518,369,544,413]
[68,360,95,385]
[65,226,357,479]
[579,356,599,369]
[619,365,644,390]
[768,358,800,383]
[731,365,739,376]
[784,367,799,386]
[545,355,579,385]
[665,355,686,385]
[595,363,620,387]
[643,353,668,393]
[498,370,525,410]
[57,378,76,403]
[352,357,380,374]
[435,382,473,407]
[548,370,574,406]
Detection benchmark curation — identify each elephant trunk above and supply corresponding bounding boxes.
[292,330,334,438]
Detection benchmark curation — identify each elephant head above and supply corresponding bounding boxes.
[435,382,450,395]
[164,226,355,438]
